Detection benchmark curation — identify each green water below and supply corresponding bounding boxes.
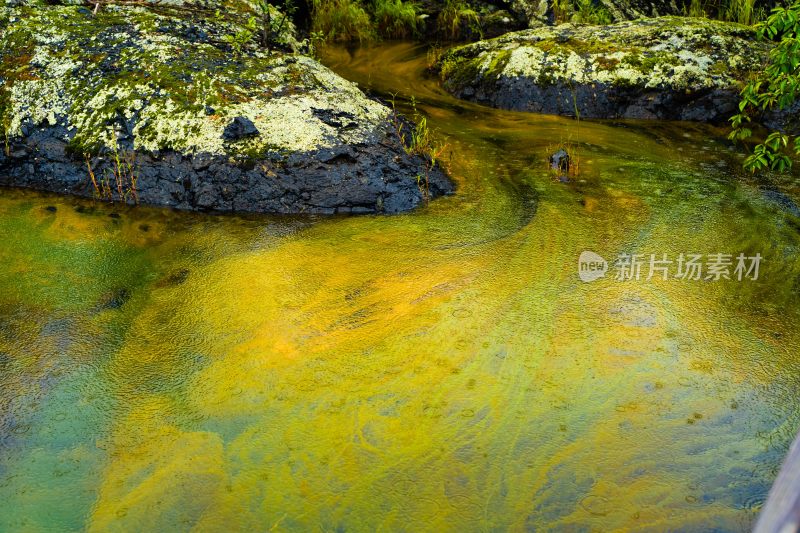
[0,42,799,531]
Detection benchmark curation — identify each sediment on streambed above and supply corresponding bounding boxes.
[0,2,453,214]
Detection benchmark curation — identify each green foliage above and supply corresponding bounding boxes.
[722,0,759,25]
[552,0,573,23]
[307,30,327,58]
[683,0,764,25]
[729,0,800,172]
[553,0,612,25]
[686,0,707,18]
[437,0,482,40]
[221,15,258,55]
[218,0,296,53]
[390,95,447,201]
[311,0,375,42]
[571,0,612,24]
[373,0,419,39]
[254,0,297,50]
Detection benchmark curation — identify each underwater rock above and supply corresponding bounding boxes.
[0,3,453,214]
[434,17,775,122]
[762,189,800,218]
[96,288,132,311]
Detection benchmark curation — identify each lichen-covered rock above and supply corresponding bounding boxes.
[434,17,770,121]
[598,0,688,21]
[503,0,549,27]
[0,3,452,213]
[501,0,684,28]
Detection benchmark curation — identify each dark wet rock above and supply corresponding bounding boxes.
[96,288,132,311]
[762,189,800,218]
[222,117,260,141]
[599,0,689,21]
[167,269,190,286]
[156,268,191,287]
[0,3,454,214]
[45,205,57,213]
[550,148,570,172]
[506,0,550,26]
[434,17,777,122]
[763,100,800,136]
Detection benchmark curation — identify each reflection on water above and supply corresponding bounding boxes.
[1,42,799,531]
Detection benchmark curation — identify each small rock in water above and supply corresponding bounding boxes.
[550,149,570,173]
[222,116,259,141]
[97,288,131,310]
[167,268,190,285]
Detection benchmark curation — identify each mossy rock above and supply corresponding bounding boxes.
[434,16,770,121]
[0,3,452,213]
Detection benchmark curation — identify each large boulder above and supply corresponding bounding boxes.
[434,17,770,121]
[0,3,453,214]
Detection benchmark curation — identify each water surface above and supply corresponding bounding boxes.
[1,42,799,531]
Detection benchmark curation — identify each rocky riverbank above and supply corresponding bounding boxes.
[0,2,453,214]
[433,17,771,121]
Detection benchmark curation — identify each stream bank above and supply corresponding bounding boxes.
[0,2,453,214]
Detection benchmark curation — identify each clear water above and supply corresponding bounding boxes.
[0,42,799,531]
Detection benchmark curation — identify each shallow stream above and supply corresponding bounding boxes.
[0,42,799,531]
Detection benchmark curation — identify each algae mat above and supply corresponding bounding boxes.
[0,42,799,531]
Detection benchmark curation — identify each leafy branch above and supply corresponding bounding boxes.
[729,0,800,172]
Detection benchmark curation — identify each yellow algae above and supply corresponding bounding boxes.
[90,425,229,532]
[1,43,799,533]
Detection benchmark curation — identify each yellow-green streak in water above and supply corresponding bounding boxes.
[1,42,800,531]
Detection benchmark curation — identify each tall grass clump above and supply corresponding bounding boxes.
[552,0,573,23]
[85,150,139,203]
[723,0,759,25]
[437,0,481,40]
[571,0,612,24]
[390,95,447,201]
[685,0,764,24]
[373,0,419,38]
[553,0,612,25]
[686,0,707,18]
[311,0,375,42]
